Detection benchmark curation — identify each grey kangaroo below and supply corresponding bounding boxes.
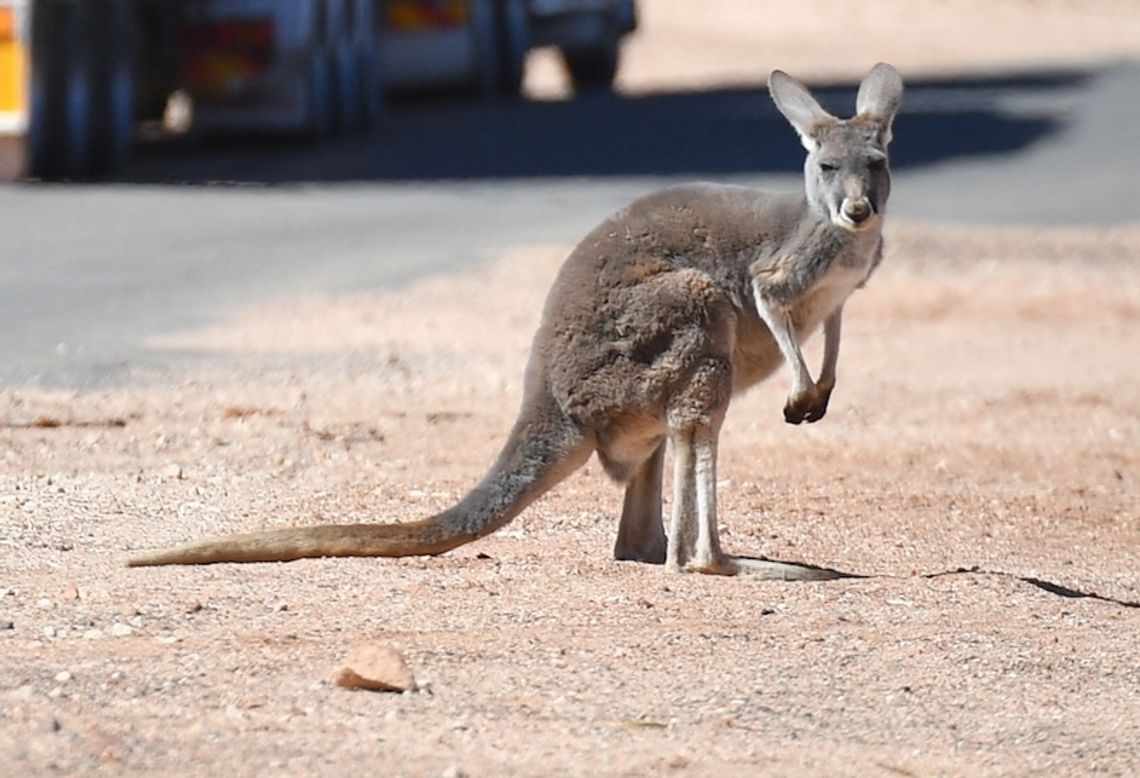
[130,63,904,577]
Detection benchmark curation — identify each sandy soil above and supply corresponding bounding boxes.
[4,2,1140,776]
[2,221,1138,776]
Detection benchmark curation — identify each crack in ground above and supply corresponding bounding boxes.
[921,566,1140,609]
[757,559,1138,608]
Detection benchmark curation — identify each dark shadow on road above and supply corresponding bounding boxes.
[118,67,1093,185]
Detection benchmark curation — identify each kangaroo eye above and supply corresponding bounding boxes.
[819,162,839,173]
[867,157,886,170]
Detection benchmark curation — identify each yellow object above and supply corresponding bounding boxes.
[386,0,468,31]
[0,3,27,132]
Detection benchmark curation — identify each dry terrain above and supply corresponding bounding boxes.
[2,223,1138,776]
[4,1,1140,776]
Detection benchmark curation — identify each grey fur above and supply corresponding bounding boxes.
[128,64,904,577]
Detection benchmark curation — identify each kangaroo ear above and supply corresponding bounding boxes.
[769,70,835,152]
[856,62,904,146]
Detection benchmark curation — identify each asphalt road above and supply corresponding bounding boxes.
[1,63,1136,389]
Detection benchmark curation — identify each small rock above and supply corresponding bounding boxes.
[0,620,14,630]
[83,629,103,640]
[42,625,57,638]
[335,644,416,693]
[54,671,72,684]
[439,766,466,778]
[110,623,134,637]
[62,582,80,602]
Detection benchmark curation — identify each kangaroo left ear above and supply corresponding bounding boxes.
[769,69,836,153]
[856,63,904,146]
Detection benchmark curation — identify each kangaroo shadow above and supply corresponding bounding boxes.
[120,67,1094,185]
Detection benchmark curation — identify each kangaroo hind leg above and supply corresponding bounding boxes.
[666,420,737,575]
[613,439,666,564]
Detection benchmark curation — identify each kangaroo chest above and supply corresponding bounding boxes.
[789,257,870,339]
[732,230,880,392]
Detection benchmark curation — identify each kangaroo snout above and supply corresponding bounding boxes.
[841,197,874,226]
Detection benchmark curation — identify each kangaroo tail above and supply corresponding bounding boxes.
[127,391,591,567]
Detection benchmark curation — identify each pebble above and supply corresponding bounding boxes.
[54,671,72,684]
[110,623,134,637]
[335,644,416,693]
[83,629,104,640]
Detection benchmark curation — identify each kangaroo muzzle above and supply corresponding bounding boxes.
[843,197,875,224]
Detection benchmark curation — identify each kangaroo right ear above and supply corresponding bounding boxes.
[769,70,834,152]
[856,62,904,146]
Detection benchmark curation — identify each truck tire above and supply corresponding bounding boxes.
[562,15,620,92]
[344,0,382,129]
[333,39,361,130]
[87,0,134,177]
[470,0,499,93]
[494,0,530,96]
[27,0,94,179]
[304,51,334,139]
[355,44,383,128]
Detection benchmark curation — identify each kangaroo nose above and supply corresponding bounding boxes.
[842,198,873,224]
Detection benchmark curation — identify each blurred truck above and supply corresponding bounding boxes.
[0,0,636,181]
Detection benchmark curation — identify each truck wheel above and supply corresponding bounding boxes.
[470,0,499,93]
[27,0,93,179]
[87,0,134,177]
[562,16,620,92]
[304,51,334,139]
[494,0,530,96]
[355,45,383,128]
[346,0,382,129]
[333,40,361,130]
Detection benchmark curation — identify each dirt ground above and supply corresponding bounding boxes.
[4,3,1140,777]
[4,223,1138,776]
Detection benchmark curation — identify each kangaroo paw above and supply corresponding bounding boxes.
[784,381,833,425]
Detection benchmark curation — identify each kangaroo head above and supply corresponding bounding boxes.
[769,63,904,233]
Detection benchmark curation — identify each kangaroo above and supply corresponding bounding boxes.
[129,63,904,577]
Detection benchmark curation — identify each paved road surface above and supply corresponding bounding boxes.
[1,64,1136,388]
